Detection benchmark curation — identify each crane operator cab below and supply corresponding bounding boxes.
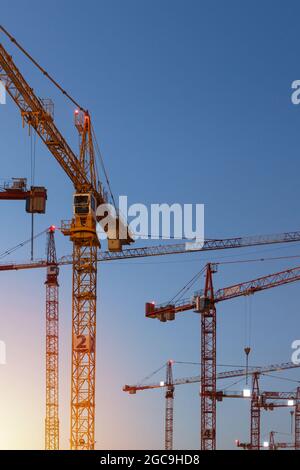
[71,192,99,243]
[73,193,96,220]
[71,192,133,251]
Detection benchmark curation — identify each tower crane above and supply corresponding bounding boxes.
[251,373,260,450]
[2,230,300,272]
[165,360,174,450]
[45,226,59,450]
[217,379,300,450]
[145,263,300,450]
[0,28,133,449]
[124,361,300,450]
[123,361,300,394]
[2,26,300,449]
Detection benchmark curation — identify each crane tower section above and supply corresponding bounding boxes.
[45,226,59,450]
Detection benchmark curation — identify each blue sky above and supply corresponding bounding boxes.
[1,0,300,449]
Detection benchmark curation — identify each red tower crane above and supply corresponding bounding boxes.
[2,230,300,271]
[260,387,300,450]
[124,361,300,449]
[165,360,174,450]
[145,263,300,449]
[45,226,59,450]
[124,361,300,394]
[218,381,300,450]
[250,373,260,449]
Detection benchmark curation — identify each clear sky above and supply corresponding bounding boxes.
[1,0,300,450]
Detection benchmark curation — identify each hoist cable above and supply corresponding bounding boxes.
[91,124,116,209]
[0,25,85,112]
[169,265,207,304]
[0,228,48,260]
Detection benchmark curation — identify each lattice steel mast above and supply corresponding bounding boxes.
[250,373,260,450]
[198,263,217,450]
[45,226,59,450]
[165,360,175,450]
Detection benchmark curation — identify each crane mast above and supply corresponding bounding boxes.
[165,360,174,450]
[295,388,300,449]
[45,226,59,450]
[250,373,260,450]
[198,263,216,450]
[62,111,99,450]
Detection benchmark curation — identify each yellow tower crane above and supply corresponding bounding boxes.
[0,27,132,450]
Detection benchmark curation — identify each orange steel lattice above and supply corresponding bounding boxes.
[70,241,98,449]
